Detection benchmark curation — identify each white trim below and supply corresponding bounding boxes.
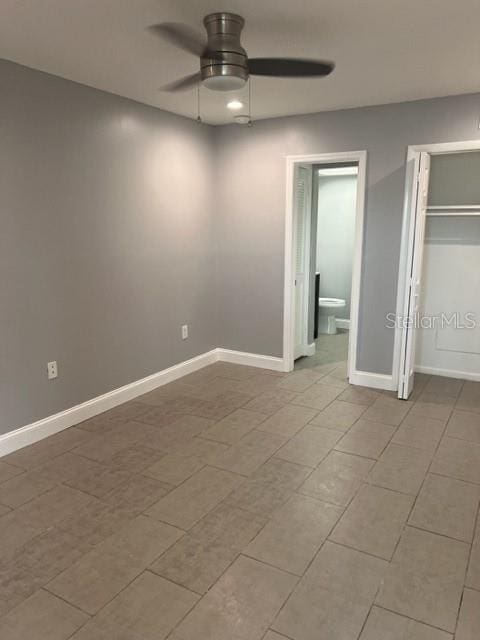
[0,348,286,457]
[349,370,395,391]
[215,348,285,371]
[336,319,351,330]
[394,137,480,395]
[415,365,480,383]
[284,150,367,380]
[304,342,316,357]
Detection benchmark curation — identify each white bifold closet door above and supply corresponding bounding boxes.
[293,165,312,360]
[398,152,430,399]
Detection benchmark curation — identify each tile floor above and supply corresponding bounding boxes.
[0,361,479,639]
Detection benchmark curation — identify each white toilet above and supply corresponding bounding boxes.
[318,298,346,334]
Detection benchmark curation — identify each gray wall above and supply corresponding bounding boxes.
[214,93,480,374]
[316,175,357,319]
[0,60,217,435]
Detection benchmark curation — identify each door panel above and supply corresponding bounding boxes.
[293,165,312,360]
[399,151,430,398]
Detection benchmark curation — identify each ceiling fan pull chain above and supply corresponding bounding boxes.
[196,83,202,124]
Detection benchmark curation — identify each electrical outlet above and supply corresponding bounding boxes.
[181,324,189,340]
[47,361,58,380]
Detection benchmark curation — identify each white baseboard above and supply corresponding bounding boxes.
[415,365,480,383]
[215,348,285,372]
[336,319,350,330]
[349,370,395,391]
[0,348,286,457]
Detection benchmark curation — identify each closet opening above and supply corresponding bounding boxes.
[395,142,480,399]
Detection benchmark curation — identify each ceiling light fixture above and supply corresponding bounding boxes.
[227,99,243,110]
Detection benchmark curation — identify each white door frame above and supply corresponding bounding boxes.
[393,138,480,391]
[283,150,367,376]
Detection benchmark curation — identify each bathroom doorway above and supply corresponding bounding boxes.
[284,151,367,380]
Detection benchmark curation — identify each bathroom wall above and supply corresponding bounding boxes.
[316,174,357,320]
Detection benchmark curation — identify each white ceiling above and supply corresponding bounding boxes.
[1,0,480,125]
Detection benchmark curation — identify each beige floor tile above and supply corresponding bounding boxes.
[334,419,395,459]
[336,386,383,406]
[0,461,23,484]
[376,526,469,632]
[263,632,290,640]
[277,370,323,392]
[72,421,158,463]
[171,555,297,640]
[275,426,342,467]
[243,389,299,415]
[466,520,480,589]
[455,588,480,640]
[410,401,453,422]
[316,374,349,390]
[142,415,215,452]
[0,510,46,563]
[368,443,432,495]
[409,473,480,542]
[245,494,343,575]
[291,383,342,411]
[273,541,387,640]
[330,484,414,559]
[168,437,230,463]
[392,414,446,453]
[56,500,135,548]
[17,485,96,529]
[309,400,366,432]
[4,427,90,470]
[47,516,181,614]
[143,453,204,485]
[71,571,199,640]
[0,589,88,640]
[299,450,375,506]
[36,452,132,499]
[430,437,480,484]
[456,381,480,415]
[151,504,266,594]
[145,466,243,529]
[227,458,311,516]
[102,474,173,513]
[359,606,452,640]
[107,444,163,473]
[362,397,413,426]
[258,404,318,438]
[208,444,274,476]
[11,528,86,585]
[0,471,56,508]
[201,409,266,444]
[446,410,480,444]
[423,376,463,398]
[46,543,144,614]
[418,391,456,407]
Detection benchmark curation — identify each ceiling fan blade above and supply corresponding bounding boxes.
[149,22,207,57]
[248,58,334,77]
[160,73,201,92]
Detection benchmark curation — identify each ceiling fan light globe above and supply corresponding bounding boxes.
[202,75,246,91]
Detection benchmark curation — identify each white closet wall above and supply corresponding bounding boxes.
[415,152,480,380]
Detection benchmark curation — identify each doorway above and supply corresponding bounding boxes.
[395,141,480,399]
[284,151,367,379]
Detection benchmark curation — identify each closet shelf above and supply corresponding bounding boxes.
[426,205,480,216]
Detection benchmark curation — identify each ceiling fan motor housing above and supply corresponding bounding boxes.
[201,13,248,90]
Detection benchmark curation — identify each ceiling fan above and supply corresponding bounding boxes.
[150,12,334,92]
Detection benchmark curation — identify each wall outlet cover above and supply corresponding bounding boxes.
[47,361,58,380]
